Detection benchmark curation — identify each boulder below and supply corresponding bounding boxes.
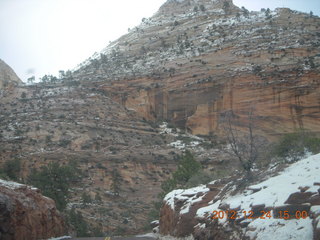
[0,179,66,240]
[285,191,315,204]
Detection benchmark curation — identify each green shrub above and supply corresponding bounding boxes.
[28,162,82,210]
[68,208,90,237]
[0,159,21,181]
[305,137,320,154]
[172,151,201,184]
[273,132,320,162]
[159,151,201,199]
[185,171,214,188]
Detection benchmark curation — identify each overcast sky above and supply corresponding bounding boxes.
[0,0,319,82]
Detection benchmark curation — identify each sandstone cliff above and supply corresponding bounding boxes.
[0,179,66,240]
[0,80,238,234]
[73,0,320,138]
[0,59,22,89]
[0,0,319,236]
[159,153,320,239]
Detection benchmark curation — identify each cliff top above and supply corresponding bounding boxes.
[0,59,22,89]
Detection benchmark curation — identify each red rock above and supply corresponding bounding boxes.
[285,191,314,204]
[0,180,66,240]
[159,183,227,237]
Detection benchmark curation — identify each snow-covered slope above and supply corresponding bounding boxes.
[160,154,320,239]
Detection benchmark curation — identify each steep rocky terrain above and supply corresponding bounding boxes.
[159,153,320,239]
[73,0,320,137]
[0,59,22,89]
[0,0,320,237]
[0,82,177,234]
[0,179,66,240]
[0,79,237,235]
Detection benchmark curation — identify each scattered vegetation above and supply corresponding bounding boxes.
[0,159,21,181]
[159,150,201,198]
[272,132,320,162]
[111,169,122,196]
[28,161,82,210]
[147,150,202,223]
[222,110,262,177]
[82,192,92,205]
[67,208,90,237]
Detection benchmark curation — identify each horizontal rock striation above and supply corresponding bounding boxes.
[73,0,320,137]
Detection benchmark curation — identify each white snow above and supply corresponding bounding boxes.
[164,153,320,240]
[196,200,220,218]
[48,236,72,240]
[311,206,320,215]
[226,154,320,211]
[159,122,179,136]
[245,218,313,240]
[0,179,24,189]
[164,185,209,213]
[169,140,186,149]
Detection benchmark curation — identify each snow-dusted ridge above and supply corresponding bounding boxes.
[162,153,320,239]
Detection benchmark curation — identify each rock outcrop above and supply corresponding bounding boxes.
[1,0,319,236]
[159,153,320,239]
[0,82,186,234]
[72,0,320,138]
[0,179,66,240]
[0,59,22,89]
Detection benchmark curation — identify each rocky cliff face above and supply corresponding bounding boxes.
[0,59,22,89]
[73,0,320,137]
[0,179,66,240]
[159,153,320,239]
[0,79,240,234]
[0,82,180,234]
[0,0,319,237]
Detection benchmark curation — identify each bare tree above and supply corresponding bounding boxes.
[221,109,260,177]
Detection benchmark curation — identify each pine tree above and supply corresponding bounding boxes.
[111,169,122,196]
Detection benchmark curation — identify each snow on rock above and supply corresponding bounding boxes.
[245,218,313,240]
[48,236,72,240]
[0,179,25,189]
[164,185,210,213]
[0,178,66,239]
[159,153,320,239]
[225,153,320,211]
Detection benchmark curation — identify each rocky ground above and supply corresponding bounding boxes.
[0,81,238,235]
[159,153,320,239]
[0,0,319,238]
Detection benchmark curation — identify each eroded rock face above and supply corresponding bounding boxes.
[72,0,320,138]
[159,179,232,238]
[0,179,66,240]
[0,82,180,234]
[0,59,22,89]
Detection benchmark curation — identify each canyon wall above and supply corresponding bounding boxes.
[73,0,320,137]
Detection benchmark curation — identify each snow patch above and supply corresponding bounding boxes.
[0,179,25,189]
[225,154,320,211]
[164,185,209,213]
[246,218,313,240]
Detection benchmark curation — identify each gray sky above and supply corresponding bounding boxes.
[0,0,319,82]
